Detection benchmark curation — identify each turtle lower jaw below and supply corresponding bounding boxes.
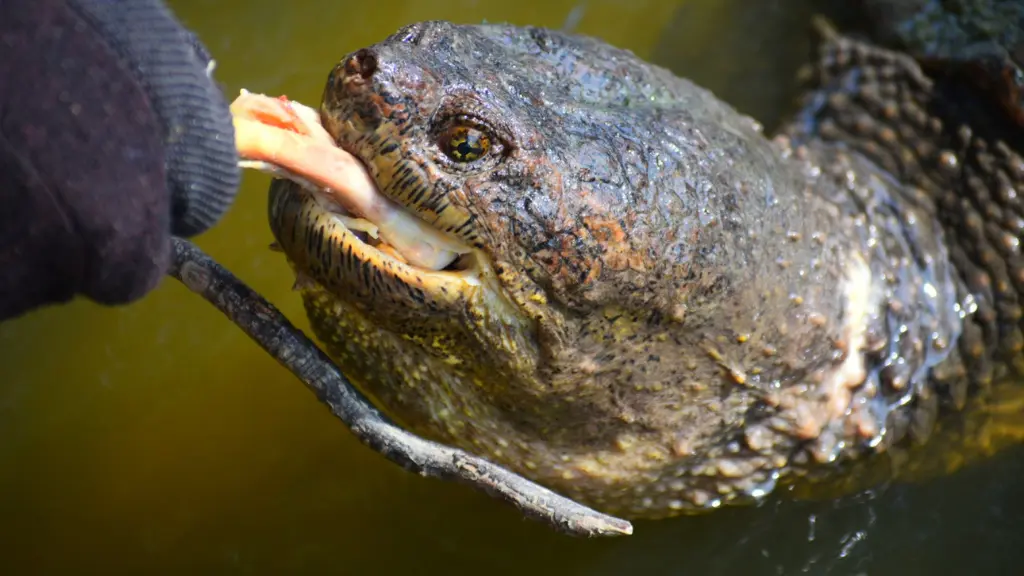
[268,175,487,307]
[268,175,483,286]
[303,161,480,276]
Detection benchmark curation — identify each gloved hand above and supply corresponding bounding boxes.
[0,0,241,321]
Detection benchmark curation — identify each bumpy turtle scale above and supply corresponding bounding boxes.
[855,0,1024,126]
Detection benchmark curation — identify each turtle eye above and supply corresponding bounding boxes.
[439,125,491,163]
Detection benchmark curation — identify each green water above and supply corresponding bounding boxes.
[1,0,1023,574]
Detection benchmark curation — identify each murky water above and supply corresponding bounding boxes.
[1,0,1023,574]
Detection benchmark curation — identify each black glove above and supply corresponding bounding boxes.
[0,0,240,321]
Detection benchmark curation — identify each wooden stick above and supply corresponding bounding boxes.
[167,236,634,537]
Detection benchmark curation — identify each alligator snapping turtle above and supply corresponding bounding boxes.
[262,16,1024,519]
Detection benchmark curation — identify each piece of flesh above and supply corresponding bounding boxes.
[229,90,470,270]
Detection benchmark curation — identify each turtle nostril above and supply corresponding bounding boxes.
[344,48,378,80]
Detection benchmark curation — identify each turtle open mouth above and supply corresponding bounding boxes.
[230,89,482,288]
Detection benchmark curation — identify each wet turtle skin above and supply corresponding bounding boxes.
[266,19,1024,519]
